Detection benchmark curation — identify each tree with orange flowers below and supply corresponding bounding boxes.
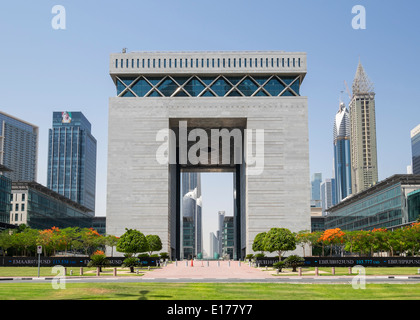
[318,228,345,256]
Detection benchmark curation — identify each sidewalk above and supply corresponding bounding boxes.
[141,260,274,279]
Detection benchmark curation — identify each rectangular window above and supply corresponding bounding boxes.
[115,59,118,68]
[15,213,18,221]
[164,59,166,68]
[137,59,139,68]
[207,59,209,68]
[158,59,161,68]
[126,59,128,68]
[120,59,123,68]
[169,59,172,68]
[153,59,155,68]
[131,59,134,68]
[15,203,19,211]
[21,203,24,211]
[148,59,150,68]
[142,59,145,68]
[22,194,25,201]
[239,58,241,68]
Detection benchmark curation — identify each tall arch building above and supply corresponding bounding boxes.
[106,51,311,259]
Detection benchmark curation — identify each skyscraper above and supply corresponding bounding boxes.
[333,102,352,202]
[411,124,420,175]
[0,111,38,182]
[310,173,322,207]
[349,61,378,194]
[181,171,202,259]
[321,178,336,216]
[47,112,97,212]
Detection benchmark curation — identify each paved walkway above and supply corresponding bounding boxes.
[142,260,274,279]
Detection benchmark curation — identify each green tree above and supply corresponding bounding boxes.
[252,232,267,255]
[262,228,297,260]
[87,250,110,273]
[0,230,12,256]
[146,234,162,256]
[116,229,148,257]
[296,230,312,257]
[105,235,119,257]
[284,255,305,272]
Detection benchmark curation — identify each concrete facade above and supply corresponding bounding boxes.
[106,51,311,259]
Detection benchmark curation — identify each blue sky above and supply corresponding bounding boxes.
[0,1,419,249]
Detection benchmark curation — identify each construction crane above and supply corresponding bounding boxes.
[344,80,352,100]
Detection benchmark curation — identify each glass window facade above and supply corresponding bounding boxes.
[325,183,404,231]
[47,112,97,212]
[116,75,301,98]
[0,113,38,182]
[25,186,93,230]
[412,130,420,175]
[0,175,11,224]
[407,189,420,222]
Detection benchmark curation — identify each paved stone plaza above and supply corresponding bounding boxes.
[141,260,274,280]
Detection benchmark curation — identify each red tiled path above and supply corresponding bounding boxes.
[142,260,274,279]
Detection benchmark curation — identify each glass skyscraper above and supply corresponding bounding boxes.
[333,102,352,202]
[181,171,202,259]
[47,112,97,212]
[311,173,322,207]
[321,178,336,216]
[411,124,420,175]
[0,111,38,182]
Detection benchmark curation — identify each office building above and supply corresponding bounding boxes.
[221,216,235,259]
[10,181,93,230]
[47,112,97,212]
[209,232,219,259]
[321,178,336,216]
[0,111,38,182]
[106,51,311,259]
[181,172,202,259]
[349,61,378,194]
[334,102,352,202]
[311,173,322,207]
[411,124,420,175]
[325,174,420,231]
[0,165,12,226]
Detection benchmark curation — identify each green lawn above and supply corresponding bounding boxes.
[0,282,419,300]
[0,267,146,277]
[270,267,420,276]
[1,266,419,278]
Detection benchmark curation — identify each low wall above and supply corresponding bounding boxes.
[255,256,420,267]
[0,256,160,267]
